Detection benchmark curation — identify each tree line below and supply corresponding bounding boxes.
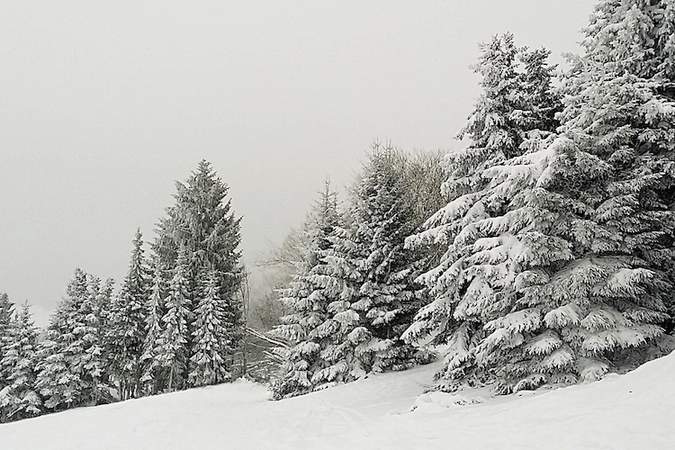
[270,0,675,398]
[1,0,675,422]
[0,161,244,422]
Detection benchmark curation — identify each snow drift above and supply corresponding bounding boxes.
[1,353,673,450]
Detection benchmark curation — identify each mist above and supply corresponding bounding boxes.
[0,0,593,324]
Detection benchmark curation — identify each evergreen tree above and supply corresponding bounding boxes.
[0,303,42,422]
[95,278,115,391]
[468,0,675,392]
[0,292,15,390]
[403,34,530,353]
[0,293,13,326]
[189,269,230,386]
[271,180,342,398]
[310,222,364,387]
[108,229,152,400]
[408,9,675,393]
[348,148,426,372]
[35,320,78,411]
[158,247,192,391]
[140,263,167,395]
[74,275,110,404]
[536,0,675,380]
[311,148,427,389]
[36,269,93,410]
[0,293,14,395]
[404,35,565,392]
[465,0,675,387]
[153,160,244,381]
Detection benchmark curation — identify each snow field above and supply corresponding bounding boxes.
[2,352,673,450]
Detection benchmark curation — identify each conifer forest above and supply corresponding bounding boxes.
[1,1,675,448]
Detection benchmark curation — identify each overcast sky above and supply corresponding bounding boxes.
[0,0,593,325]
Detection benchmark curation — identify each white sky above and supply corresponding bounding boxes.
[0,0,593,325]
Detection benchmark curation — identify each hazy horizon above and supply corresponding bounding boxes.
[0,1,593,325]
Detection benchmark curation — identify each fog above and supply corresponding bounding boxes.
[0,0,593,324]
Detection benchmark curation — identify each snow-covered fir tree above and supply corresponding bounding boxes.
[271,180,341,399]
[140,263,167,395]
[468,0,675,392]
[153,160,244,381]
[311,147,428,389]
[189,269,231,386]
[404,34,566,392]
[107,229,152,400]
[0,303,42,422]
[309,222,363,387]
[76,275,110,404]
[35,313,78,411]
[158,247,192,391]
[407,6,675,393]
[36,269,111,410]
[0,292,15,391]
[95,278,115,392]
[539,0,675,379]
[464,0,675,390]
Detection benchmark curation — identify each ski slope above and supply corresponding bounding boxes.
[1,353,673,450]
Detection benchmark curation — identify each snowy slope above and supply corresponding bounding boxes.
[1,353,674,450]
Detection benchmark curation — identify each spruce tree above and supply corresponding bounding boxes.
[0,303,42,422]
[271,180,342,398]
[472,0,675,392]
[153,160,244,382]
[404,34,529,358]
[310,222,364,387]
[0,292,15,390]
[348,148,425,372]
[533,0,675,381]
[74,275,110,404]
[95,278,115,391]
[35,319,78,411]
[36,269,92,410]
[189,269,230,386]
[158,247,192,391]
[108,229,152,399]
[468,0,675,388]
[404,35,565,392]
[140,263,167,395]
[311,148,427,389]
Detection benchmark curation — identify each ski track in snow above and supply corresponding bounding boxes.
[1,354,673,450]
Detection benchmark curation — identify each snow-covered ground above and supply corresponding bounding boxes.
[1,353,673,450]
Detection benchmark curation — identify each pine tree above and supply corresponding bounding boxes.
[271,180,342,398]
[189,269,230,386]
[158,247,192,391]
[0,303,42,422]
[108,229,152,400]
